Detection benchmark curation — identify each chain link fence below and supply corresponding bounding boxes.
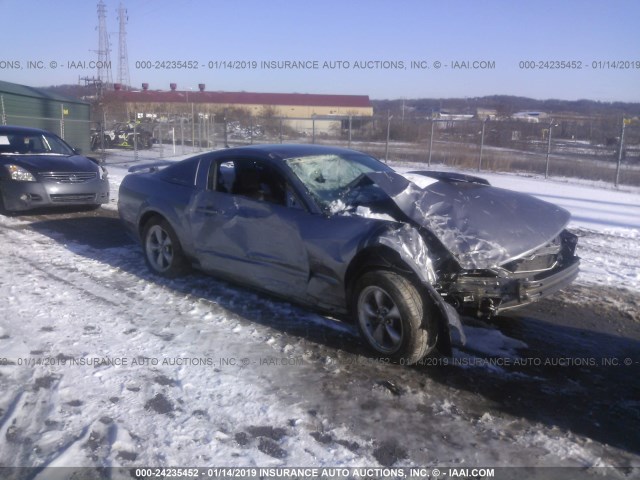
[356,113,640,187]
[92,107,640,187]
[1,97,92,154]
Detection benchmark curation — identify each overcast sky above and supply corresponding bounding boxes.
[1,0,639,101]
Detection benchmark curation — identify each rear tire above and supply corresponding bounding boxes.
[353,270,432,364]
[142,218,188,277]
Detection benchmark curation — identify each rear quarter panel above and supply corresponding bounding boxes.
[118,173,196,253]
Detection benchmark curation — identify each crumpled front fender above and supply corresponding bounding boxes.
[372,223,466,354]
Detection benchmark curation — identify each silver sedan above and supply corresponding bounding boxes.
[0,125,109,212]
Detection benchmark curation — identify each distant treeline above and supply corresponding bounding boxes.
[373,95,640,118]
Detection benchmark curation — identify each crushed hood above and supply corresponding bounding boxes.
[365,171,571,270]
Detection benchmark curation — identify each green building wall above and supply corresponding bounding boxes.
[1,80,91,153]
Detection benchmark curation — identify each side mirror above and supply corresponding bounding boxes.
[73,147,83,155]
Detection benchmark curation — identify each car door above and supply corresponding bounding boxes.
[189,155,311,299]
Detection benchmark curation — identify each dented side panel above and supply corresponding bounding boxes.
[189,189,311,298]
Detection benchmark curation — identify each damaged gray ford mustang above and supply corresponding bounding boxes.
[118,144,580,363]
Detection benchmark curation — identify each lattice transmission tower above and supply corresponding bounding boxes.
[117,2,130,89]
[96,0,113,89]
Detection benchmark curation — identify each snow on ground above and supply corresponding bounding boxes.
[1,146,639,473]
[0,215,371,468]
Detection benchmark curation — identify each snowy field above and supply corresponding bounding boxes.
[0,146,639,478]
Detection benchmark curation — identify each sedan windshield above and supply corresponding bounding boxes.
[285,153,391,210]
[0,132,75,156]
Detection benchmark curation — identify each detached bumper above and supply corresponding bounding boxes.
[515,256,580,304]
[0,179,110,211]
[501,256,580,310]
[450,256,580,314]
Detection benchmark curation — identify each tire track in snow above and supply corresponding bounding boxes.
[0,221,376,468]
[1,213,639,469]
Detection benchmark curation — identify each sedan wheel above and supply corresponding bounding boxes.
[354,270,431,364]
[143,219,187,277]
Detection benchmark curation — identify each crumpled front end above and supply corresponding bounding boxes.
[442,229,580,316]
[362,170,580,316]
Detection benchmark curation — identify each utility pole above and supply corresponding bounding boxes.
[545,119,556,179]
[223,108,228,148]
[312,114,316,144]
[82,76,107,162]
[1,95,6,125]
[478,118,487,172]
[192,101,196,148]
[428,119,435,167]
[384,110,393,162]
[615,117,628,188]
[60,104,65,139]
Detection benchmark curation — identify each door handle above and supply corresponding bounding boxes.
[196,206,220,216]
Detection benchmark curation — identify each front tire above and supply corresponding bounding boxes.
[0,191,14,216]
[142,218,187,277]
[354,270,432,364]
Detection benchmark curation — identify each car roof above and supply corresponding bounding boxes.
[0,125,53,135]
[220,143,373,160]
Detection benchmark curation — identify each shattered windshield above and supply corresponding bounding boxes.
[0,132,75,156]
[285,153,391,210]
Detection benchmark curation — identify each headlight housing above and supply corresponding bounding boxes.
[6,164,36,182]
